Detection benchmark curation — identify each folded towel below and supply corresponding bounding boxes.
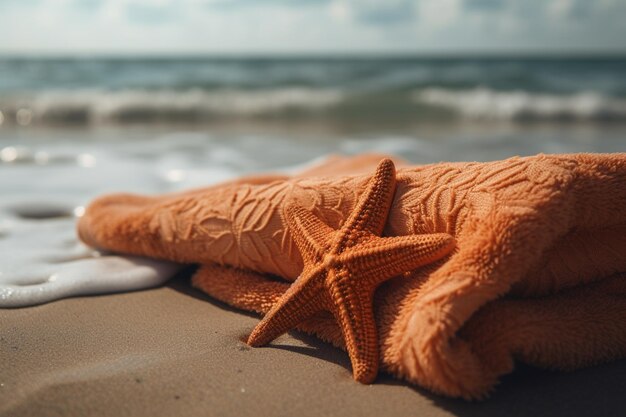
[78,152,626,399]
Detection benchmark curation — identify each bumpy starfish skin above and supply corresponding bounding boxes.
[247,159,455,383]
[79,152,626,399]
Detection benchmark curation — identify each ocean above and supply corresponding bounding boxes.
[0,55,625,305]
[1,56,626,128]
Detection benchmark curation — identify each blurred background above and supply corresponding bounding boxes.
[0,0,625,208]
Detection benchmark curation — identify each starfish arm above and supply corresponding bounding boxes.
[247,268,326,347]
[284,204,334,264]
[327,268,380,384]
[334,158,397,250]
[348,233,456,284]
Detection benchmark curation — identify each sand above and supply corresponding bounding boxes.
[2,269,625,417]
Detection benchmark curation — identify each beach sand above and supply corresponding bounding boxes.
[2,269,626,417]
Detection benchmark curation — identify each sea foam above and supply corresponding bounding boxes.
[414,88,626,122]
[0,88,344,126]
[2,87,626,127]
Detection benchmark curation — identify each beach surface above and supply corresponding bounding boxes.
[2,270,626,417]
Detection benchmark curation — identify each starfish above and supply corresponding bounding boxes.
[246,158,456,383]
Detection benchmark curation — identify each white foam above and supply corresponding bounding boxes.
[414,87,626,121]
[0,216,182,308]
[0,88,344,125]
[0,137,232,308]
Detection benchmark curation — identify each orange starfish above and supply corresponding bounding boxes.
[246,159,455,383]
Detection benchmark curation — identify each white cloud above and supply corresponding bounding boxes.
[548,0,572,19]
[0,0,624,54]
[329,1,350,22]
[418,0,461,29]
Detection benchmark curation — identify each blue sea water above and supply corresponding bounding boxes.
[0,56,625,127]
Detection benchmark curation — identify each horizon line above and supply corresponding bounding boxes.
[1,50,626,60]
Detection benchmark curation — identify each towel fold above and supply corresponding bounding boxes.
[78,152,626,399]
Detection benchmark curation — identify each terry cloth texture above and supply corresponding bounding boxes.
[79,153,626,399]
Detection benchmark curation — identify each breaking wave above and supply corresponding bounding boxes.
[414,87,626,122]
[0,88,344,126]
[1,86,626,127]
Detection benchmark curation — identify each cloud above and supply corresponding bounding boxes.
[206,0,328,10]
[463,0,505,11]
[0,0,624,54]
[0,0,41,9]
[73,0,103,10]
[207,0,417,25]
[464,0,625,18]
[345,0,416,25]
[126,2,181,24]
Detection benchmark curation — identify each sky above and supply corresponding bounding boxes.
[0,0,625,55]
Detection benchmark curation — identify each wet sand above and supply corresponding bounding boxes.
[2,269,626,417]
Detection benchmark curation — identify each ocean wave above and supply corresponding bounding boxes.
[0,88,344,126]
[2,86,626,127]
[413,88,626,122]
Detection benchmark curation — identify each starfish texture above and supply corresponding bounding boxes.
[247,159,455,383]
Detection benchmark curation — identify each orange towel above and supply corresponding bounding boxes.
[78,152,626,399]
